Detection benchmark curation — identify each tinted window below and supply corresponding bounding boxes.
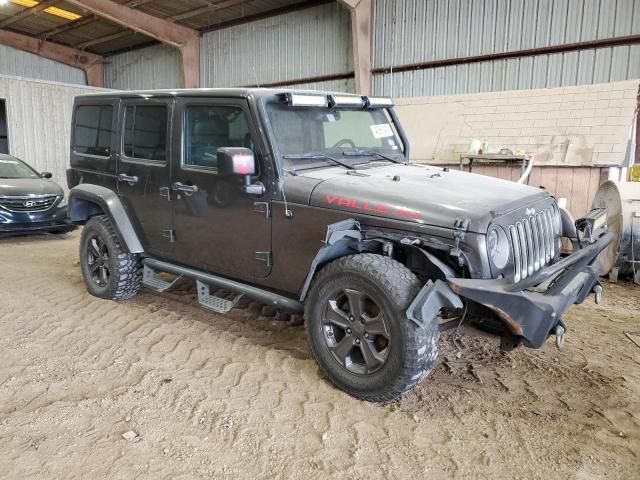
[267,105,401,158]
[0,156,39,179]
[74,105,113,157]
[183,106,253,169]
[123,105,168,161]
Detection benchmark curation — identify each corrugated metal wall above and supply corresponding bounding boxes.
[104,44,183,90]
[0,45,86,86]
[0,75,103,189]
[200,2,353,91]
[373,0,640,97]
[285,77,355,92]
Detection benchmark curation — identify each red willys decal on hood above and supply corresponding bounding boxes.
[325,195,421,220]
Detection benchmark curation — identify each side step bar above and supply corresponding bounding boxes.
[143,265,182,292]
[142,258,304,313]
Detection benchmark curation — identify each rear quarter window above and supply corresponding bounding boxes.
[74,105,113,157]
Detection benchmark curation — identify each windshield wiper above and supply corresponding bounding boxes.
[342,150,404,164]
[283,153,355,170]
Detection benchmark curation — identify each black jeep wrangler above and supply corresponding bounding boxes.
[67,89,612,402]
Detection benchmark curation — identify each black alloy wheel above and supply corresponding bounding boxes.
[322,287,391,375]
[85,234,111,287]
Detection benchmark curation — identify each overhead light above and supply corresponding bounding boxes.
[8,0,82,21]
[329,95,365,108]
[365,97,394,108]
[284,93,329,108]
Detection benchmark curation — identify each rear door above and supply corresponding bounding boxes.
[170,97,272,280]
[70,99,119,190]
[116,98,174,256]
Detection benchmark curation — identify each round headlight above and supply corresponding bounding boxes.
[487,227,510,270]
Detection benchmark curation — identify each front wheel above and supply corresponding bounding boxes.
[305,254,439,403]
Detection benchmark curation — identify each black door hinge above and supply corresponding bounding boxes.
[161,229,176,243]
[255,251,272,266]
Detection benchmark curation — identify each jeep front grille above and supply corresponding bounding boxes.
[0,195,59,213]
[508,208,559,282]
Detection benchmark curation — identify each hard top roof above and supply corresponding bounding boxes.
[74,88,366,101]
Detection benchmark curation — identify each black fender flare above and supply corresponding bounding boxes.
[299,219,362,301]
[69,184,144,253]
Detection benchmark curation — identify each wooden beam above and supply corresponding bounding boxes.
[63,0,200,87]
[73,0,249,49]
[337,0,372,95]
[39,0,158,39]
[0,0,61,29]
[0,29,104,87]
[64,0,197,48]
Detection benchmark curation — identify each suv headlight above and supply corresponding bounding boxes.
[58,195,67,208]
[487,226,510,269]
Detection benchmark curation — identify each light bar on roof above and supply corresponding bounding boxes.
[365,96,394,108]
[286,93,329,107]
[329,95,365,108]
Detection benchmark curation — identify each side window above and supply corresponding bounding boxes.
[183,105,254,169]
[74,105,113,157]
[123,105,167,161]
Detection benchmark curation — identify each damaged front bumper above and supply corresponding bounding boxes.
[408,231,614,349]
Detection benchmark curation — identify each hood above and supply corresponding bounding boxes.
[287,164,553,233]
[0,178,64,197]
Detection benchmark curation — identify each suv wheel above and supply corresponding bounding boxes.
[305,254,439,403]
[79,215,141,301]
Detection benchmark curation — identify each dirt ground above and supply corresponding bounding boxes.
[0,231,638,480]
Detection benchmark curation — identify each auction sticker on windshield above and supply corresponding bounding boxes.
[371,124,393,139]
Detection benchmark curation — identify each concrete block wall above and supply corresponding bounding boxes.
[394,80,639,167]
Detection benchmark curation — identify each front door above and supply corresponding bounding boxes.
[117,98,174,256]
[170,98,272,280]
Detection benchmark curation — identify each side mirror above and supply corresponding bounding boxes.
[217,148,264,196]
[41,172,53,179]
[217,148,256,176]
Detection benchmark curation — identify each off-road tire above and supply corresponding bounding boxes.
[79,215,141,301]
[305,253,439,403]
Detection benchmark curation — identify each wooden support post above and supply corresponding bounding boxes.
[0,29,104,87]
[338,0,372,95]
[64,0,200,87]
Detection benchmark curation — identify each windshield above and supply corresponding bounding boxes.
[0,156,39,179]
[265,104,404,171]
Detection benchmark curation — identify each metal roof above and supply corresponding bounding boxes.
[0,0,324,56]
[74,86,367,98]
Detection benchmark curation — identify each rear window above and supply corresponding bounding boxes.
[73,105,113,157]
[123,105,168,161]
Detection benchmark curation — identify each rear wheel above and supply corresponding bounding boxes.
[79,215,141,301]
[305,254,439,403]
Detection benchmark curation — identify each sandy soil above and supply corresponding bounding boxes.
[0,230,638,479]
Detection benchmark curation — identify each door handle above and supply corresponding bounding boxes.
[172,182,199,195]
[118,173,139,186]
